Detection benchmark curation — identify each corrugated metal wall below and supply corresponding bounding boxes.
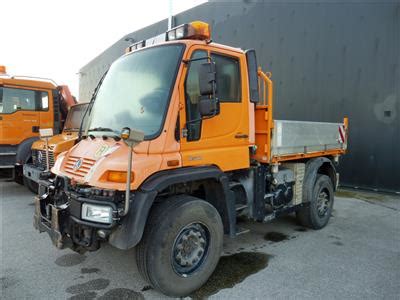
[79,1,400,192]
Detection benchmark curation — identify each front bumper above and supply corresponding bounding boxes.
[23,163,44,183]
[34,178,119,253]
[34,176,155,253]
[34,196,68,249]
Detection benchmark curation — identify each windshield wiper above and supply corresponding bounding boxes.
[88,127,115,132]
[64,127,80,131]
[78,69,109,141]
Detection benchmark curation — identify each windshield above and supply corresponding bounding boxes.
[64,103,89,131]
[86,44,184,138]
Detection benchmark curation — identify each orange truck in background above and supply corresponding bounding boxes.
[22,103,89,192]
[0,66,76,186]
[34,22,348,297]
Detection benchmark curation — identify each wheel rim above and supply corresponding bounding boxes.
[172,222,210,277]
[316,188,330,217]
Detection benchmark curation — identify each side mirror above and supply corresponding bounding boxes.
[245,49,260,103]
[198,61,219,117]
[198,61,216,96]
[199,96,218,117]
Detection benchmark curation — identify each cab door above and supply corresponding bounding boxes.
[179,46,251,171]
[38,89,54,131]
[0,86,49,145]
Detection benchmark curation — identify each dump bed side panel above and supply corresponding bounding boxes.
[271,120,347,158]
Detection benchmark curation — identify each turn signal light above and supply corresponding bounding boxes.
[120,127,131,140]
[106,171,134,183]
[167,159,180,167]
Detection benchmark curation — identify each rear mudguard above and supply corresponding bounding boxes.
[302,157,337,203]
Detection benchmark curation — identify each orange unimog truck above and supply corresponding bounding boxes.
[0,66,76,185]
[34,22,348,297]
[23,103,89,192]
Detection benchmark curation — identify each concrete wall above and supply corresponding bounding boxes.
[79,1,400,192]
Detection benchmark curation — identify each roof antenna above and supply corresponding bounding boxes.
[168,0,174,30]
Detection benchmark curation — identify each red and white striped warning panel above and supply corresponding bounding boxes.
[338,124,346,143]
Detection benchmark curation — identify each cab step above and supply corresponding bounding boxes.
[235,204,248,211]
[229,182,242,189]
[0,152,17,156]
[235,226,250,236]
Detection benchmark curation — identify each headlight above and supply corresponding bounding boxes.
[81,203,113,224]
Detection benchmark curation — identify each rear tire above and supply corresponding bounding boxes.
[296,174,334,229]
[23,176,38,194]
[135,195,223,297]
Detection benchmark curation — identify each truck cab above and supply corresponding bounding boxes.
[23,102,89,192]
[0,66,76,184]
[34,22,347,297]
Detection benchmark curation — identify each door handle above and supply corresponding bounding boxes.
[235,133,248,139]
[32,126,40,133]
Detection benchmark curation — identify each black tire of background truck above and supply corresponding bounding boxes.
[296,174,334,229]
[23,177,38,194]
[15,166,24,185]
[135,195,224,297]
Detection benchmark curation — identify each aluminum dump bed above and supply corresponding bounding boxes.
[271,120,347,158]
[253,69,348,164]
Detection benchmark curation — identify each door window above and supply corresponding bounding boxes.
[41,93,49,110]
[211,53,241,102]
[0,87,49,113]
[184,50,207,141]
[184,51,242,141]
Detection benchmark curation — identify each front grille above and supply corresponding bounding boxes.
[32,150,55,169]
[64,156,96,178]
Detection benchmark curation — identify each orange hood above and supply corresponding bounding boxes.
[52,137,164,191]
[32,131,79,157]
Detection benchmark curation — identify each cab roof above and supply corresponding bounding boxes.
[125,21,245,56]
[125,39,245,57]
[0,75,58,90]
[178,39,245,54]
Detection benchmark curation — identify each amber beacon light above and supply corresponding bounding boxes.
[166,21,211,41]
[126,21,212,53]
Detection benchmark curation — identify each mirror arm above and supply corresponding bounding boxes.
[184,99,219,128]
[185,118,202,126]
[182,56,211,65]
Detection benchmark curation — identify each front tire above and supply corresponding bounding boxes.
[135,195,223,297]
[296,174,334,229]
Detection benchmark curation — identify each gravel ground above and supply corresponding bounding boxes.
[1,181,399,299]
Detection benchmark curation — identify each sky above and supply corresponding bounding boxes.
[1,0,206,98]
